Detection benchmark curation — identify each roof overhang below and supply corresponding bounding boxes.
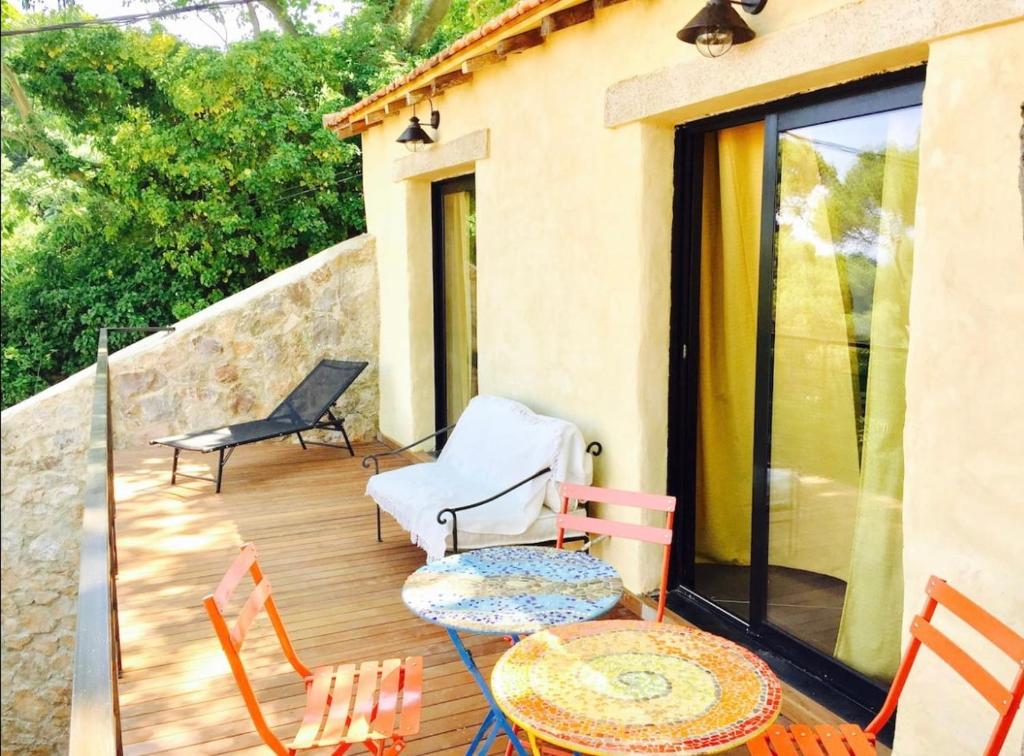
[322,0,631,140]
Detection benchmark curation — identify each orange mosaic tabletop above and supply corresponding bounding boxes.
[491,620,782,755]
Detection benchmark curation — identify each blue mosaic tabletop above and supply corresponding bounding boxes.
[401,546,623,635]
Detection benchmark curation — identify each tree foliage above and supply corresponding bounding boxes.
[1,0,513,407]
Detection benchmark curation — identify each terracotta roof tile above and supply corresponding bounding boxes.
[326,0,559,127]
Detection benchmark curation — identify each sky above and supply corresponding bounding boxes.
[33,0,353,47]
[788,106,922,179]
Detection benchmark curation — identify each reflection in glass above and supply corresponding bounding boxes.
[442,190,478,425]
[767,106,921,680]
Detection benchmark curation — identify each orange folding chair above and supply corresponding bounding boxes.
[505,483,679,756]
[203,543,423,756]
[556,481,676,622]
[748,576,1024,756]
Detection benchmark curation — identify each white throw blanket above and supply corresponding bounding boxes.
[366,395,592,560]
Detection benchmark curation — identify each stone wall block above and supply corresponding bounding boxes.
[0,234,379,752]
[114,369,166,400]
[284,280,312,309]
[214,364,240,384]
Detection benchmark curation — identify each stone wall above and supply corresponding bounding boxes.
[0,234,378,754]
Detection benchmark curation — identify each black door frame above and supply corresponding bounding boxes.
[431,173,476,445]
[665,67,926,719]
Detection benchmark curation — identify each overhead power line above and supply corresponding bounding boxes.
[1,0,258,37]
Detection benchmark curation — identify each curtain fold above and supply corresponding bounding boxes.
[834,130,918,680]
[693,108,919,682]
[694,123,763,566]
[443,191,475,424]
[768,133,861,581]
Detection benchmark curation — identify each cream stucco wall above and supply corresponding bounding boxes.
[897,20,1024,755]
[363,0,850,591]
[361,3,1024,749]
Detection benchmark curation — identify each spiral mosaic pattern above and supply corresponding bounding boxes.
[492,620,782,754]
[401,546,623,635]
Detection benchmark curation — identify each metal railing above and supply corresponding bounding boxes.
[69,327,172,756]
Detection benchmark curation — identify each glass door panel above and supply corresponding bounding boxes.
[692,121,764,620]
[765,105,921,681]
[433,176,478,431]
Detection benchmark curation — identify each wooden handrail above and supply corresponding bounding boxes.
[69,327,172,755]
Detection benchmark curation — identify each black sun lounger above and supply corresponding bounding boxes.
[151,359,367,493]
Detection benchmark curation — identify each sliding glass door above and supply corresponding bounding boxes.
[764,102,921,680]
[669,72,924,708]
[432,175,478,435]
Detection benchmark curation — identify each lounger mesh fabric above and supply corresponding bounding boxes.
[156,418,301,452]
[153,359,367,452]
[269,360,367,426]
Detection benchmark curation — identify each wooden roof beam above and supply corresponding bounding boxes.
[402,70,472,107]
[364,108,386,126]
[331,119,369,140]
[432,70,473,95]
[461,49,505,74]
[384,96,408,115]
[405,85,433,105]
[540,1,595,37]
[496,27,544,56]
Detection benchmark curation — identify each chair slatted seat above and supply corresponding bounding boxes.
[204,543,422,755]
[747,576,1024,756]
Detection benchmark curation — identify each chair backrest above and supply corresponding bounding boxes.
[269,359,368,427]
[203,543,311,755]
[556,482,676,622]
[867,576,1024,755]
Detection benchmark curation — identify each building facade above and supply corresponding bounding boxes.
[327,1,1024,751]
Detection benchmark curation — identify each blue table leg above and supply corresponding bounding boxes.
[448,628,528,756]
[466,710,494,754]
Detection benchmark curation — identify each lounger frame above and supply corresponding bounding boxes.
[152,359,367,492]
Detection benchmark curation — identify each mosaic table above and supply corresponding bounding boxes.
[402,546,623,755]
[491,620,782,755]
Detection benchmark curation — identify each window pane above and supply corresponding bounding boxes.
[693,122,765,620]
[767,105,921,681]
[442,190,478,425]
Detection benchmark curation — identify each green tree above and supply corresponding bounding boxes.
[0,0,515,408]
[2,26,368,406]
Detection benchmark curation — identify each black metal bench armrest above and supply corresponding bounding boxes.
[436,467,552,553]
[433,439,603,552]
[361,424,456,475]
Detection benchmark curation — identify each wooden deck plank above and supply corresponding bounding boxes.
[113,442,849,756]
[114,442,632,756]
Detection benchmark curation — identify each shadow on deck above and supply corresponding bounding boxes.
[113,441,637,755]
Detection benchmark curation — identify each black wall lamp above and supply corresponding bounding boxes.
[396,99,441,151]
[677,0,766,58]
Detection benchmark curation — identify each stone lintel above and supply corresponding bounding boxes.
[604,0,1024,128]
[392,129,490,182]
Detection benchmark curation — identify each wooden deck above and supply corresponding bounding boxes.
[113,442,845,755]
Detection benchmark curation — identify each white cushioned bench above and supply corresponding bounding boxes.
[363,395,599,560]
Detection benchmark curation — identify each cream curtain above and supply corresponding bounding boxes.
[443,191,476,424]
[834,130,918,680]
[695,123,763,566]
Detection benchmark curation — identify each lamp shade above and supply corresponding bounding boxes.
[396,116,434,146]
[677,0,756,51]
